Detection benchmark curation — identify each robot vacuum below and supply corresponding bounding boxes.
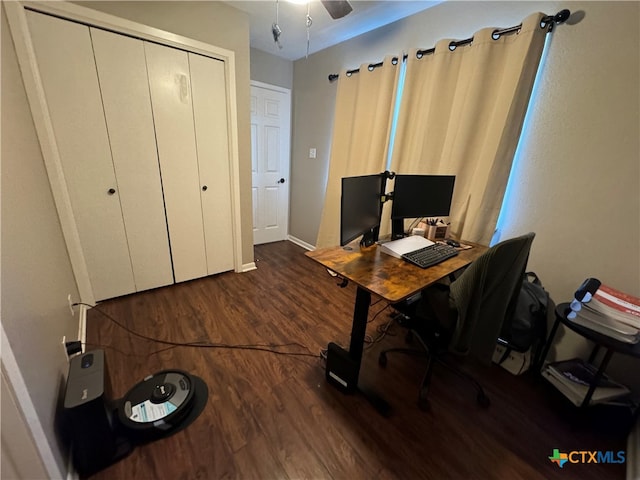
[118,370,198,440]
[63,351,208,475]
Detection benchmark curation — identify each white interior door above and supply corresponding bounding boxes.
[145,42,208,283]
[91,28,174,291]
[189,53,235,275]
[251,83,291,245]
[26,11,135,300]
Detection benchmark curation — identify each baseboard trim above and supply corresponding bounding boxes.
[287,235,315,251]
[77,304,88,353]
[628,416,639,480]
[242,262,257,272]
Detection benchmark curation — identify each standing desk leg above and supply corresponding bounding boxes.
[326,286,391,416]
[351,287,390,416]
[348,287,371,365]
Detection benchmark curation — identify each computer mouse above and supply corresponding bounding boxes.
[446,239,460,248]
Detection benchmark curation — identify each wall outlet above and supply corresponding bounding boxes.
[67,294,74,316]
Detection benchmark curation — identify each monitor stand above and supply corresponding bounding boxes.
[391,219,406,240]
[360,226,380,247]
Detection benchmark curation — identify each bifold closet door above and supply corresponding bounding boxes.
[145,44,235,281]
[144,43,208,283]
[26,11,135,300]
[27,10,235,296]
[189,53,235,275]
[90,28,174,292]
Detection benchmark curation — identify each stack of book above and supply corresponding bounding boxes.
[568,281,640,344]
[542,358,630,406]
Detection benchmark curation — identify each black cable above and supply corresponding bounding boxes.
[370,297,384,307]
[365,317,396,349]
[82,342,180,357]
[76,302,320,359]
[368,302,390,323]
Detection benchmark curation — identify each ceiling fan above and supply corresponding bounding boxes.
[320,0,353,20]
[272,0,353,54]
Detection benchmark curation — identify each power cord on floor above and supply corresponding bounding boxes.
[75,302,320,359]
[364,313,397,348]
[81,342,181,357]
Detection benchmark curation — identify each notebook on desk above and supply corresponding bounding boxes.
[379,236,434,259]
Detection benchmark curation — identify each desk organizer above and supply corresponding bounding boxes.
[426,224,450,241]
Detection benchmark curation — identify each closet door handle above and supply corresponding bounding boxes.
[202,185,208,191]
[107,188,116,195]
[277,178,286,184]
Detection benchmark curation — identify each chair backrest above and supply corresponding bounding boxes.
[448,232,536,363]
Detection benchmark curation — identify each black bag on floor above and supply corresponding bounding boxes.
[496,272,549,370]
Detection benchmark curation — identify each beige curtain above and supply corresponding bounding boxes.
[316,57,400,248]
[390,13,548,245]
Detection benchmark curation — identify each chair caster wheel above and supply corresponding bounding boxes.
[477,392,490,408]
[378,352,387,367]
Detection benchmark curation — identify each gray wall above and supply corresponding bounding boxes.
[290,2,640,388]
[2,7,80,475]
[250,47,294,89]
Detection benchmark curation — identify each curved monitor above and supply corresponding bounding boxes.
[340,174,385,247]
[391,175,455,238]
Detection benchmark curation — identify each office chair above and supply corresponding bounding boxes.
[378,232,536,410]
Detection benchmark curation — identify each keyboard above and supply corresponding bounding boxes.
[401,243,458,269]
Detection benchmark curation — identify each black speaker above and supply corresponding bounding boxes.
[325,342,359,393]
[63,350,131,476]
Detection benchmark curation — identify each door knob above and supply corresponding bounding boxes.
[277,178,286,184]
[202,185,208,191]
[107,188,116,195]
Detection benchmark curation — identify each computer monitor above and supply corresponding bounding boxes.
[390,174,455,239]
[340,174,386,247]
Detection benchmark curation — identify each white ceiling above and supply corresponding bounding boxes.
[225,1,442,61]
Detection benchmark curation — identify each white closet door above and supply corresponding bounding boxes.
[90,28,174,291]
[189,53,234,275]
[144,42,207,283]
[26,11,135,300]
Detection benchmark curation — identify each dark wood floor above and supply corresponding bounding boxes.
[87,240,630,479]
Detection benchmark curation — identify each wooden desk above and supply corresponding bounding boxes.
[306,241,486,304]
[306,241,487,413]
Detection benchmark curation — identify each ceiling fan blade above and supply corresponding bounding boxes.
[321,0,353,20]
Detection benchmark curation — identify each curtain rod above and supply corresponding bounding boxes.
[327,9,570,82]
